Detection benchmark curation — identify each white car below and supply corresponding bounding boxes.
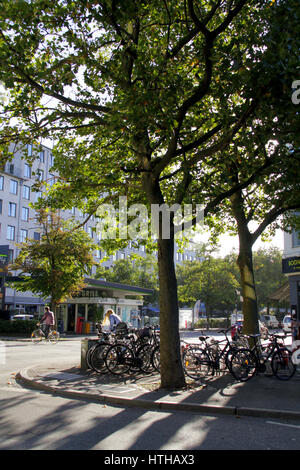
[11,314,34,321]
[282,315,292,333]
[262,314,279,329]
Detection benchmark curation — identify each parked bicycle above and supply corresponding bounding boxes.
[229,333,296,382]
[181,328,245,380]
[87,332,114,373]
[31,323,60,344]
[104,330,158,375]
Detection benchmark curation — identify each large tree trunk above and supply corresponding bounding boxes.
[231,192,259,336]
[142,167,186,389]
[157,235,186,389]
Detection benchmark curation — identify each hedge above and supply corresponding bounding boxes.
[194,318,229,329]
[0,320,39,336]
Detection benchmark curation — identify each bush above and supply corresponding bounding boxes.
[0,319,39,336]
[194,318,229,329]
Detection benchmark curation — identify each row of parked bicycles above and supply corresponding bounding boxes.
[182,328,296,382]
[86,322,160,376]
[86,322,296,382]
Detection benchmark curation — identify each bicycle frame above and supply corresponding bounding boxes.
[247,334,286,372]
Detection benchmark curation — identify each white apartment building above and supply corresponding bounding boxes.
[0,142,200,316]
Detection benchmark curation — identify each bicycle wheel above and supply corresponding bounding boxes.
[229,348,257,382]
[90,342,111,373]
[271,347,296,380]
[182,347,212,380]
[48,330,60,343]
[86,344,99,370]
[151,345,160,372]
[104,343,134,375]
[31,329,43,343]
[136,343,155,374]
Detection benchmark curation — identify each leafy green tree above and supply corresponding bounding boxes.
[253,247,288,311]
[9,209,97,321]
[0,0,299,388]
[96,254,159,305]
[177,257,239,317]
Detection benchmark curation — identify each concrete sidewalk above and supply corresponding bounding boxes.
[16,361,300,420]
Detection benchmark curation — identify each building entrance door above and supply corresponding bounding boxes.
[67,304,76,332]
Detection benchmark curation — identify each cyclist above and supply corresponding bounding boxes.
[40,306,55,339]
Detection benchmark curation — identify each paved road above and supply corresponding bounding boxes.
[1,337,300,451]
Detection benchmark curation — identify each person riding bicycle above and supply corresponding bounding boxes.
[40,306,55,339]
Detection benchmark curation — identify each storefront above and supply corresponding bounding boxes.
[56,278,153,334]
[283,225,300,352]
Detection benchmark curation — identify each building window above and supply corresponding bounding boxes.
[39,149,45,162]
[35,191,42,202]
[33,232,41,241]
[7,225,15,241]
[24,163,31,178]
[0,176,3,190]
[21,207,29,221]
[0,199,2,214]
[49,174,56,187]
[9,179,18,194]
[87,226,93,238]
[20,229,28,242]
[49,153,54,167]
[119,252,125,259]
[292,230,300,248]
[8,202,17,217]
[9,164,14,174]
[36,169,44,181]
[27,144,32,157]
[23,185,30,200]
[8,249,14,263]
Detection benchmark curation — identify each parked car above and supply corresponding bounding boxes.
[282,315,292,333]
[261,314,279,329]
[11,314,34,321]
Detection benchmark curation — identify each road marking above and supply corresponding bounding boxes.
[267,421,300,430]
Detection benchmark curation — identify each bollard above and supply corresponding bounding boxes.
[80,338,98,370]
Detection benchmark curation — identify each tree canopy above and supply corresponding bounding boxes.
[9,209,97,312]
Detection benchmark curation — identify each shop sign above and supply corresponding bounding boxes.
[282,256,300,274]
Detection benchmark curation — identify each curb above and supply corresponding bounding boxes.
[16,367,300,421]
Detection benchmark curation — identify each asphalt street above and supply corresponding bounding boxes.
[1,333,300,451]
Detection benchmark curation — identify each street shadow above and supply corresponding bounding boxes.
[3,361,299,450]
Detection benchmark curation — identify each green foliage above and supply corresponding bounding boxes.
[1,0,299,386]
[8,209,97,306]
[0,320,38,336]
[253,247,288,309]
[96,254,159,304]
[177,246,287,313]
[194,318,228,330]
[177,257,239,313]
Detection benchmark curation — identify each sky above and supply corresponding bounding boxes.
[193,226,284,257]
[215,229,284,256]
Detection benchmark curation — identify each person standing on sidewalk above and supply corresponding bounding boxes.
[40,306,55,339]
